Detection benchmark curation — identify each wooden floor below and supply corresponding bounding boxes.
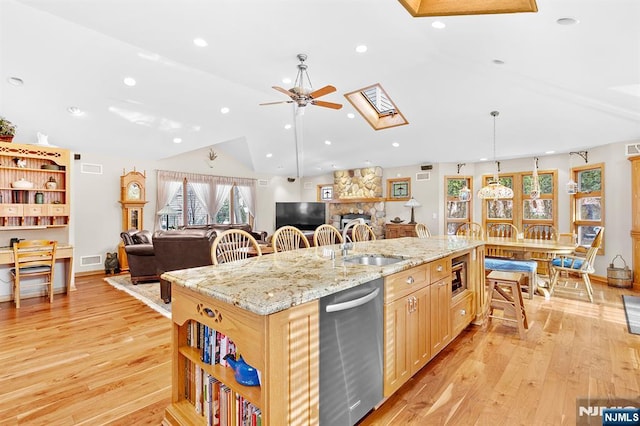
[0,276,638,425]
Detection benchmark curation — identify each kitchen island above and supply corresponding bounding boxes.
[162,236,485,426]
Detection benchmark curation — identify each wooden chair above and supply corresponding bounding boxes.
[486,223,518,239]
[524,224,558,279]
[485,271,529,339]
[211,229,262,265]
[352,223,376,242]
[272,226,310,252]
[313,224,343,246]
[456,222,484,239]
[549,227,604,303]
[11,240,57,309]
[415,223,431,238]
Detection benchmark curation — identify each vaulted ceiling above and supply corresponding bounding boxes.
[1,0,638,177]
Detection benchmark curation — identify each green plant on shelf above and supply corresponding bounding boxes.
[0,117,16,136]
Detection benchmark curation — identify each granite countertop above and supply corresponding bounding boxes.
[161,236,483,316]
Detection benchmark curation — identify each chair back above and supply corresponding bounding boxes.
[211,229,262,265]
[352,223,376,242]
[415,223,431,238]
[524,224,557,241]
[13,240,57,274]
[487,223,518,240]
[272,226,310,252]
[581,227,604,272]
[313,224,343,246]
[456,222,484,239]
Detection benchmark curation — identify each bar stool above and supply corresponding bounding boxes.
[485,270,529,339]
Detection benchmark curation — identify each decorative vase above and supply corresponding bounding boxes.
[45,177,57,190]
[0,135,14,143]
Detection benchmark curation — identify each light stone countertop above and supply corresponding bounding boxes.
[161,236,483,316]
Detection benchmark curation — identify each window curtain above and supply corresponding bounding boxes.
[212,176,234,218]
[156,170,183,231]
[235,177,257,218]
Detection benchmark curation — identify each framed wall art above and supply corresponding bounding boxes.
[387,178,411,201]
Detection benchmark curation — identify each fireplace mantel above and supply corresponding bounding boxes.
[327,197,386,204]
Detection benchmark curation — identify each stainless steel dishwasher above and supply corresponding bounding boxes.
[320,278,383,426]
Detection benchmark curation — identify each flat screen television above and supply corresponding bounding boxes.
[275,202,326,231]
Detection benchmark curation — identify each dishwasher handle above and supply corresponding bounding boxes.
[325,288,380,313]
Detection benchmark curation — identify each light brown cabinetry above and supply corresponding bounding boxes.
[383,257,451,397]
[629,156,640,290]
[385,223,417,239]
[165,284,319,426]
[0,142,70,228]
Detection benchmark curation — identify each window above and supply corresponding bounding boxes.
[570,163,604,252]
[216,185,253,225]
[445,176,473,234]
[481,170,558,234]
[163,179,209,230]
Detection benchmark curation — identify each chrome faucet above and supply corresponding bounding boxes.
[341,218,364,255]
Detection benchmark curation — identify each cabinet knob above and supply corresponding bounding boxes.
[460,309,466,316]
[436,265,443,272]
[406,276,414,285]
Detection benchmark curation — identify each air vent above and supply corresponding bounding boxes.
[80,163,103,174]
[80,255,102,266]
[625,143,640,156]
[258,179,269,186]
[416,172,431,181]
[303,181,313,190]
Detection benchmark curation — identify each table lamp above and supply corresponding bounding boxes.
[404,197,421,225]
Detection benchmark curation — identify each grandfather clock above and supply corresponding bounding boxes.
[118,169,148,271]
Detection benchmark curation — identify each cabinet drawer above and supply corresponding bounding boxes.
[430,257,450,282]
[47,204,69,216]
[385,264,429,302]
[0,204,24,216]
[451,291,474,336]
[24,204,46,216]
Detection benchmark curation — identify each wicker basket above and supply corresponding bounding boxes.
[607,254,632,288]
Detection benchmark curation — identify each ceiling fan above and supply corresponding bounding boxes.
[260,53,343,110]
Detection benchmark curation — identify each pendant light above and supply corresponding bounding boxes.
[477,111,514,200]
[530,157,540,200]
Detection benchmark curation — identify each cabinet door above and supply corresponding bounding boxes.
[408,285,430,375]
[430,278,452,356]
[383,297,410,396]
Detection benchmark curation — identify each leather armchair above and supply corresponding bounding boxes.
[153,228,217,303]
[120,229,159,284]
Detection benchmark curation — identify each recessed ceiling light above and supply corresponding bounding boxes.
[324,140,331,145]
[432,21,446,29]
[67,106,84,116]
[557,17,579,25]
[347,113,355,119]
[479,157,488,161]
[193,38,208,47]
[284,124,292,130]
[173,137,182,144]
[392,142,400,148]
[545,150,556,154]
[266,153,273,158]
[7,77,24,86]
[492,59,505,65]
[220,107,230,114]
[355,45,368,53]
[332,164,338,169]
[123,77,136,87]
[282,77,292,84]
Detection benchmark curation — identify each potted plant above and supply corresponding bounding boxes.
[206,148,218,168]
[0,116,16,142]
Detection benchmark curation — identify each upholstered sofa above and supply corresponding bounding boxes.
[120,229,159,284]
[180,223,267,244]
[153,228,217,303]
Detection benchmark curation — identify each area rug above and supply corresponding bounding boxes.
[103,274,171,319]
[622,295,640,335]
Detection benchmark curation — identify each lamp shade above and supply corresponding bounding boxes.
[157,204,179,216]
[477,180,514,200]
[404,197,421,208]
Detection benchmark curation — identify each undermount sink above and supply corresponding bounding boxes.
[344,254,404,266]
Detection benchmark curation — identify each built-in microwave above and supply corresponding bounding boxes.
[451,260,467,296]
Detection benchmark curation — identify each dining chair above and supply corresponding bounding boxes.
[211,229,262,265]
[456,222,484,240]
[486,223,518,239]
[415,223,431,238]
[11,240,57,309]
[352,223,376,242]
[549,227,604,303]
[523,224,558,279]
[313,224,344,246]
[272,225,311,252]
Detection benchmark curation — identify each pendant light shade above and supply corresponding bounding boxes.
[477,111,514,200]
[530,157,541,200]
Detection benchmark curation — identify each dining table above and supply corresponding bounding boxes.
[484,236,578,261]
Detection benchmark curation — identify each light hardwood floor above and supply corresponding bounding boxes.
[0,275,638,425]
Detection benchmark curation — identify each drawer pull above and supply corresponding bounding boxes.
[406,276,414,285]
[436,265,443,272]
[460,309,466,316]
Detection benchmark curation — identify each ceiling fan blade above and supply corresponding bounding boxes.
[272,86,295,98]
[259,100,293,106]
[312,100,343,110]
[309,85,336,99]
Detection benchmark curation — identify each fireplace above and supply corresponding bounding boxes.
[340,213,371,230]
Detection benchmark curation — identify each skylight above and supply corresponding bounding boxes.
[361,86,396,116]
[344,83,408,131]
